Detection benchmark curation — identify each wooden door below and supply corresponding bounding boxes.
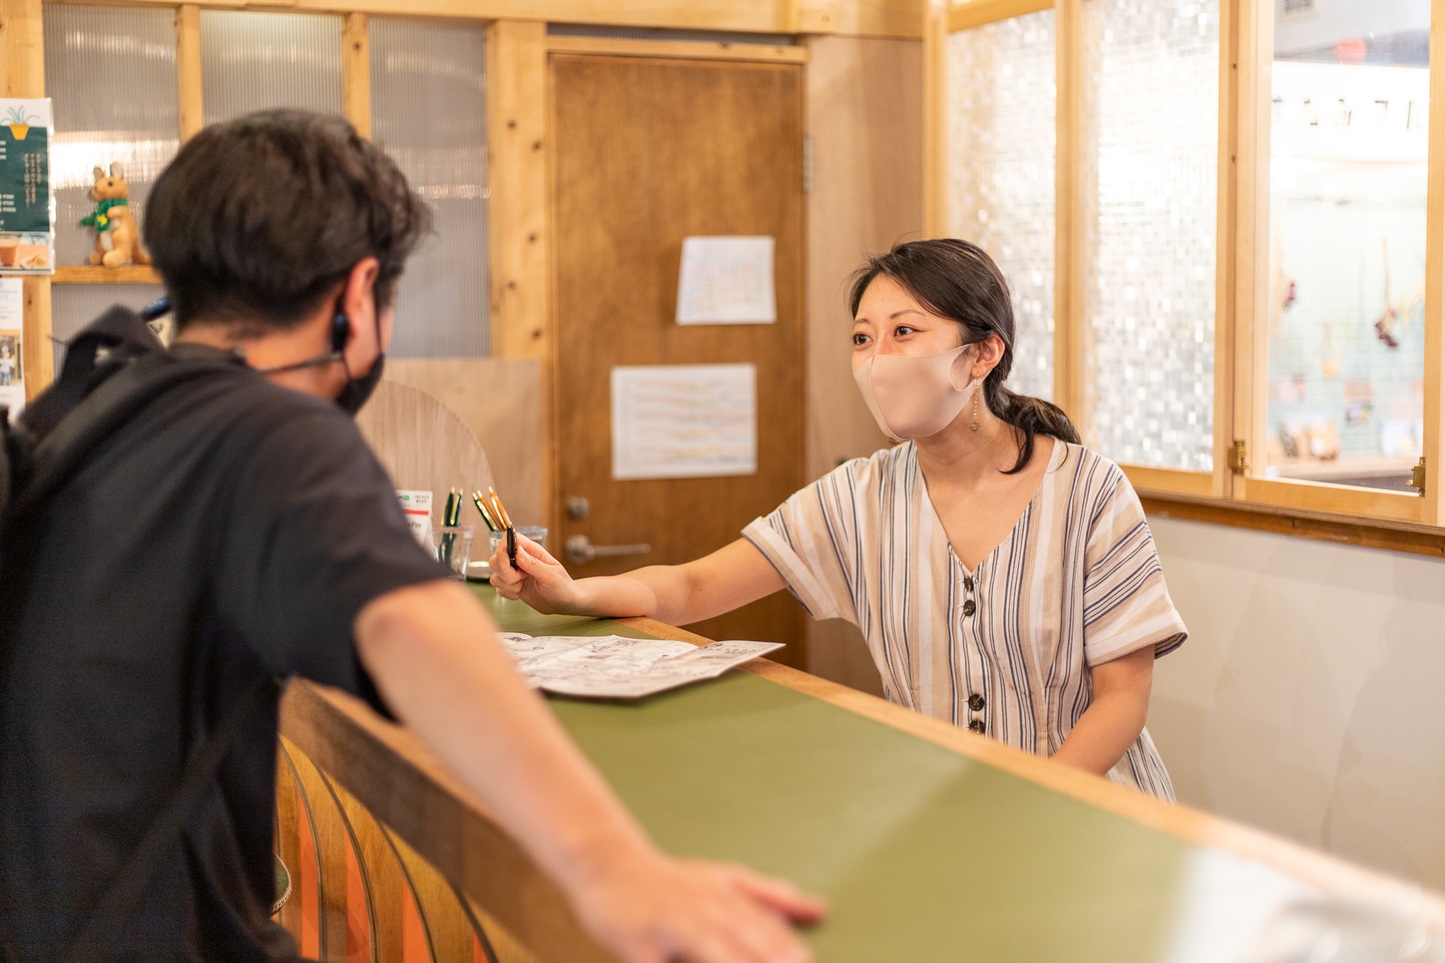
[552,54,807,666]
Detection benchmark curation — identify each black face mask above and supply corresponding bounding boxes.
[335,351,384,417]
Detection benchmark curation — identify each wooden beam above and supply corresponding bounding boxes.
[342,12,370,139]
[176,4,202,142]
[486,20,555,535]
[1210,0,1240,500]
[921,6,947,237]
[1232,0,1271,504]
[1422,0,1445,523]
[1052,0,1084,422]
[948,0,1052,34]
[2,0,53,401]
[544,35,808,63]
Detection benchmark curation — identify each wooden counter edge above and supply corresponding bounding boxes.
[620,616,1445,928]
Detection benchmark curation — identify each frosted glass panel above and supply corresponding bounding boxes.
[51,284,166,371]
[1082,0,1218,472]
[201,11,343,125]
[370,18,488,357]
[1266,1,1430,492]
[946,12,1055,401]
[42,5,178,269]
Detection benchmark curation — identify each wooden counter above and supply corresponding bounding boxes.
[278,587,1445,961]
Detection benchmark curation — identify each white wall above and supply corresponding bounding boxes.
[1147,515,1445,890]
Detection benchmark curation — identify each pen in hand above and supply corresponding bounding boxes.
[507,525,517,569]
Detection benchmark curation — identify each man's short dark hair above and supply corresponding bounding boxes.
[146,109,432,330]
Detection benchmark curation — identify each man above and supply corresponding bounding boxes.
[0,110,822,962]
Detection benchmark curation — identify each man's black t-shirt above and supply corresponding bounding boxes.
[0,346,446,961]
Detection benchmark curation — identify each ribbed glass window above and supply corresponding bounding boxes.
[42,5,178,269]
[200,11,343,125]
[370,17,489,357]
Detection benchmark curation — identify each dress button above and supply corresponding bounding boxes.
[963,576,974,592]
[968,720,986,734]
[962,599,976,617]
[968,693,984,712]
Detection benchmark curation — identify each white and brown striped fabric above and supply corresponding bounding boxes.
[743,439,1186,799]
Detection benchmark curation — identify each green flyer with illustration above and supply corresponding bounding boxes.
[0,99,54,274]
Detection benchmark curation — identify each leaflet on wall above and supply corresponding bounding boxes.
[675,235,776,324]
[0,278,25,420]
[0,99,54,275]
[611,363,757,480]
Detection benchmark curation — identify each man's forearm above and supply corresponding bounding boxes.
[355,581,658,893]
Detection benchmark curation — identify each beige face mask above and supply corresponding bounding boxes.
[853,343,979,441]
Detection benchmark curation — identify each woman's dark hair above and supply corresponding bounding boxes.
[849,238,1080,474]
[146,109,432,331]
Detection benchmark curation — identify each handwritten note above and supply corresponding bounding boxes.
[676,236,776,325]
[498,634,783,699]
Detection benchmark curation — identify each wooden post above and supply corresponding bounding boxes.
[921,3,948,237]
[1211,0,1240,500]
[176,4,203,142]
[342,12,371,139]
[1422,0,1445,523]
[1229,0,1272,504]
[2,0,53,401]
[1052,0,1084,423]
[486,20,555,533]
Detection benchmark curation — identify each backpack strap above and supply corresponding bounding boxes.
[65,677,276,962]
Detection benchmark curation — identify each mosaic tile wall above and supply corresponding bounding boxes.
[1267,61,1429,485]
[1082,0,1219,471]
[946,11,1056,402]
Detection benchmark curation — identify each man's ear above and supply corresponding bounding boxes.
[341,257,382,328]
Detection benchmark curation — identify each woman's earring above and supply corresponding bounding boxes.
[970,389,981,432]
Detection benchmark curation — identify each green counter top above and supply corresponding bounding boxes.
[475,588,1333,962]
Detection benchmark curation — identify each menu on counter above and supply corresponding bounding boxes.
[496,632,782,699]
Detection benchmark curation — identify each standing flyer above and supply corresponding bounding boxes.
[0,278,25,420]
[0,99,54,274]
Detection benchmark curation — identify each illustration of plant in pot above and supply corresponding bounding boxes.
[3,106,38,141]
[81,162,150,268]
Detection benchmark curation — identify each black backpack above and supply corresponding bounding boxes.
[0,305,273,962]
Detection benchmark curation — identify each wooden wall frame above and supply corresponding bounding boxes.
[926,0,1445,553]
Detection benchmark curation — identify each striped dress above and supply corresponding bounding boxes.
[743,439,1186,799]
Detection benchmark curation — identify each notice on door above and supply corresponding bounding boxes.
[675,236,776,324]
[611,363,757,480]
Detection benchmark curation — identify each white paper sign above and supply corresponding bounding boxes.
[675,235,776,324]
[396,489,433,548]
[611,363,756,481]
[0,277,24,420]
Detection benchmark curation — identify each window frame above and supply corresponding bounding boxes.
[926,0,1445,534]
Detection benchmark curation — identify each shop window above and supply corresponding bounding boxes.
[1265,1,1430,492]
[199,11,343,126]
[1081,0,1219,472]
[369,18,489,358]
[42,4,178,270]
[946,10,1057,402]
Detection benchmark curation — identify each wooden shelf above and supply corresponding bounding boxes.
[52,265,162,284]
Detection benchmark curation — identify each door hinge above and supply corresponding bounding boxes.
[1408,456,1426,496]
[1227,439,1248,475]
[802,134,814,194]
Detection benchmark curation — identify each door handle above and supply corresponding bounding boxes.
[565,534,652,566]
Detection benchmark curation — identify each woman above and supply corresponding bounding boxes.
[492,238,1187,800]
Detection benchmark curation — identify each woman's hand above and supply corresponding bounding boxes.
[489,532,580,614]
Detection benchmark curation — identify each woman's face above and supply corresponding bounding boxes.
[851,275,965,373]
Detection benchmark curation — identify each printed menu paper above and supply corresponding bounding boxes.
[675,236,776,325]
[611,363,757,480]
[396,489,433,548]
[497,633,782,699]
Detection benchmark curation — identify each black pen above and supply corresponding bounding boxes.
[506,525,517,569]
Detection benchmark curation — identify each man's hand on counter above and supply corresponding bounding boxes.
[355,579,826,963]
